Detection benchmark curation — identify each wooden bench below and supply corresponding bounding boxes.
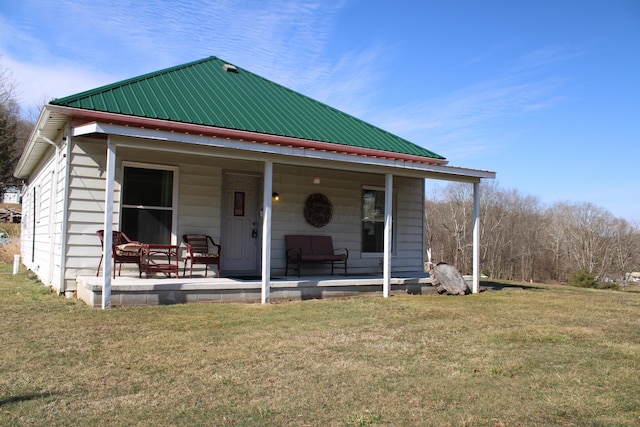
[285,235,348,277]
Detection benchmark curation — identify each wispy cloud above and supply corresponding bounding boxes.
[365,48,574,162]
[3,55,116,112]
[2,0,388,116]
[2,0,572,165]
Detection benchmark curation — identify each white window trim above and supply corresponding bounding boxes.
[48,170,56,236]
[22,192,29,230]
[361,185,397,257]
[121,161,179,244]
[35,184,42,224]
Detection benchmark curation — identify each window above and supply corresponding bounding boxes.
[35,184,42,223]
[361,187,394,253]
[121,165,176,244]
[48,171,56,236]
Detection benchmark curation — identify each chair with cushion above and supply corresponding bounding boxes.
[96,230,141,278]
[182,234,221,278]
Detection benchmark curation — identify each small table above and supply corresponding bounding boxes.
[139,244,180,278]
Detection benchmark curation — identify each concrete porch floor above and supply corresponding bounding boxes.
[76,273,434,307]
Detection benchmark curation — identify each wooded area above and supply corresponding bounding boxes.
[0,58,32,199]
[426,181,640,284]
[0,61,33,202]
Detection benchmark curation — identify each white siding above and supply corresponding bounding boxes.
[394,176,425,270]
[64,139,109,286]
[53,139,69,293]
[20,138,68,293]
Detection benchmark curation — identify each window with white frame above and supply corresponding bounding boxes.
[121,164,177,244]
[48,171,56,236]
[21,191,29,231]
[36,184,42,223]
[361,187,395,253]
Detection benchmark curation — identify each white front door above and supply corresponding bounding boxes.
[221,172,261,273]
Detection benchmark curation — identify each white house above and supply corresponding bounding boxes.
[1,186,20,204]
[14,56,495,307]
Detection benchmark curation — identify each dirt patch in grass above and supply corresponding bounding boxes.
[1,268,639,426]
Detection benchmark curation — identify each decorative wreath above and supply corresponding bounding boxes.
[304,193,333,228]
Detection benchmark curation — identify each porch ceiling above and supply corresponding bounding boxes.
[72,115,496,182]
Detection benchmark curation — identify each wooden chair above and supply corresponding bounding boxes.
[96,230,141,278]
[182,234,221,278]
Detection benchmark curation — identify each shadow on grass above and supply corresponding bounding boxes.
[480,280,542,291]
[0,391,55,406]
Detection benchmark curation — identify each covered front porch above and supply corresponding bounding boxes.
[77,272,435,308]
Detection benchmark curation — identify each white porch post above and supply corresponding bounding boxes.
[383,173,393,298]
[101,137,116,309]
[472,181,480,294]
[261,160,273,304]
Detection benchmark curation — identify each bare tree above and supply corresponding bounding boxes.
[425,183,475,273]
[607,218,640,283]
[479,182,512,279]
[511,192,544,282]
[426,182,639,284]
[561,203,614,277]
[0,57,35,195]
[544,203,571,281]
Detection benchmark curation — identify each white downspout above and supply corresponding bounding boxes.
[261,160,273,304]
[472,181,480,294]
[383,173,393,298]
[59,130,72,297]
[38,131,62,294]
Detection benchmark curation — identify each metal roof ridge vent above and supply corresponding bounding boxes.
[223,64,238,73]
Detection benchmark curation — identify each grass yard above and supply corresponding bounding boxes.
[1,266,639,426]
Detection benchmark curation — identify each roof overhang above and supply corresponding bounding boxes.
[14,106,69,178]
[16,105,496,182]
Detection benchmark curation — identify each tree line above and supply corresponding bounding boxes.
[0,59,33,198]
[426,181,640,284]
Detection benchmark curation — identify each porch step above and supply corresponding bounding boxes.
[76,274,434,307]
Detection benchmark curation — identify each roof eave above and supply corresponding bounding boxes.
[14,105,67,179]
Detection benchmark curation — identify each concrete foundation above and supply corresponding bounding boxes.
[76,274,434,307]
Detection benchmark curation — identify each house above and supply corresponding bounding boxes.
[2,186,20,204]
[14,56,495,307]
[1,186,21,205]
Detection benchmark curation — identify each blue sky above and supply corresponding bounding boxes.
[2,0,639,222]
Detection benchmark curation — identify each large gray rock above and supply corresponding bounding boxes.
[433,263,470,295]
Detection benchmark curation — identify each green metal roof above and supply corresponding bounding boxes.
[51,56,445,160]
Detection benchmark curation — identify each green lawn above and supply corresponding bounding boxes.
[1,265,639,426]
